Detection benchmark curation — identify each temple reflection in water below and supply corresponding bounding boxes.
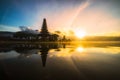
[0,43,67,67]
[0,42,120,67]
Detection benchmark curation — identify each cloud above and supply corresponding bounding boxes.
[0,25,20,32]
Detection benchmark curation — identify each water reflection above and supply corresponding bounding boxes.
[0,43,64,67]
[0,42,120,80]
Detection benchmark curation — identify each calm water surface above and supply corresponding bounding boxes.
[0,42,120,80]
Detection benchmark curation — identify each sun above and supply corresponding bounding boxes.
[75,30,86,38]
[76,47,84,52]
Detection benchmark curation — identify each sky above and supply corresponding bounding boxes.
[0,0,120,36]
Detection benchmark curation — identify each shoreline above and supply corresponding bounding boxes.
[0,41,120,44]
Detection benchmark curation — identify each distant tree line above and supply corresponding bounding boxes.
[80,36,120,41]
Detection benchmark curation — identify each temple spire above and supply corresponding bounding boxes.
[41,18,49,34]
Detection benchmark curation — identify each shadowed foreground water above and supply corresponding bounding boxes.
[0,42,120,80]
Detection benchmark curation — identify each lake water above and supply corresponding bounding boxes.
[0,42,120,80]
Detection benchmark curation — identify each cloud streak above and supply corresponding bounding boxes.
[0,25,20,32]
[32,0,90,31]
